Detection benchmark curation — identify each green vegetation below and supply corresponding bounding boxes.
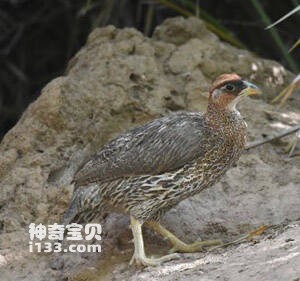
[0,0,299,138]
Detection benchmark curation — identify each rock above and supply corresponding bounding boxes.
[0,17,299,281]
[112,221,300,281]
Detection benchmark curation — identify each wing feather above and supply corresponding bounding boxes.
[74,112,210,186]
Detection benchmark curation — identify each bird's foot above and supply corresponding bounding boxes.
[129,216,180,267]
[147,220,223,254]
[169,239,222,253]
[129,252,180,267]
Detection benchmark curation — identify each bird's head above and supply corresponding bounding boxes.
[208,73,261,111]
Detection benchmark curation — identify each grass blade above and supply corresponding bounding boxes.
[289,38,300,52]
[155,0,245,48]
[250,0,299,72]
[265,5,300,29]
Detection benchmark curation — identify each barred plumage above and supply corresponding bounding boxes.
[63,73,261,266]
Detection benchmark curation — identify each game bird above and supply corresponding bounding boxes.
[63,73,261,266]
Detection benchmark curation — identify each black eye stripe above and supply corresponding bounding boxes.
[221,80,247,92]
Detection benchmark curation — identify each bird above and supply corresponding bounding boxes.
[63,73,261,266]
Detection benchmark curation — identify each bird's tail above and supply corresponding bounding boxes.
[62,185,103,226]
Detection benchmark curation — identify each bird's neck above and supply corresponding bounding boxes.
[205,102,244,130]
[204,102,247,159]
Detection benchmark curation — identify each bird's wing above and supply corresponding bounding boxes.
[74,112,211,186]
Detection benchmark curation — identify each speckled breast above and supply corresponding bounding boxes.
[138,116,248,220]
[103,113,247,222]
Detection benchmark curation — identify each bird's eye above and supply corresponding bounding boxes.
[225,84,235,91]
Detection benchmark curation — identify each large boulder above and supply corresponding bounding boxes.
[0,17,299,281]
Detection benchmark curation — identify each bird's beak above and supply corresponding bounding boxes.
[240,81,262,96]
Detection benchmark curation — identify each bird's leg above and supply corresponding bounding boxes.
[129,216,180,266]
[147,220,222,253]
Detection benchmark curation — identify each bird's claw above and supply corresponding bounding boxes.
[129,253,180,267]
[168,239,223,253]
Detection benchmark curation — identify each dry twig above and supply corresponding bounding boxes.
[246,124,300,150]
